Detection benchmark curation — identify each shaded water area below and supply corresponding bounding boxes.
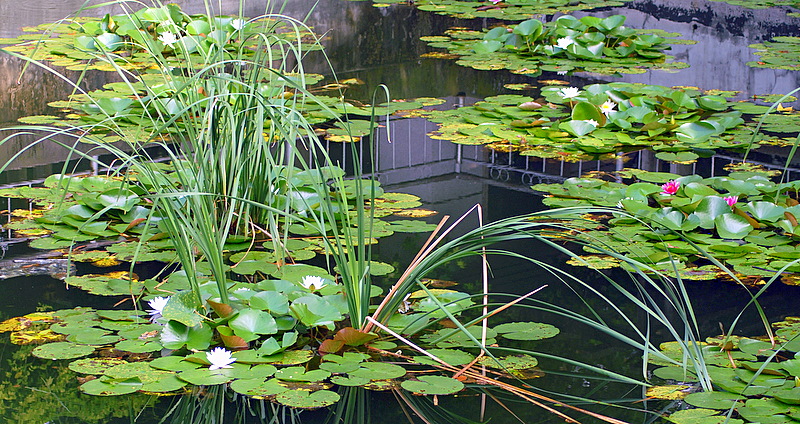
[1,0,800,423]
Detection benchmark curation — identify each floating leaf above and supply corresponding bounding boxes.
[494,322,560,341]
[646,385,691,400]
[69,358,129,375]
[80,376,141,396]
[274,389,340,409]
[32,342,95,360]
[401,375,464,395]
[230,378,289,396]
[684,391,745,409]
[274,366,331,382]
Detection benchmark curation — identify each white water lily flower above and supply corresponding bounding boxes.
[585,119,599,127]
[300,275,327,291]
[147,296,169,321]
[558,86,581,99]
[600,100,616,115]
[158,31,179,46]
[206,347,236,370]
[555,37,574,49]
[230,19,246,30]
[397,294,412,314]
[616,197,634,208]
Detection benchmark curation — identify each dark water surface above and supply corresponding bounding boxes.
[1,1,800,423]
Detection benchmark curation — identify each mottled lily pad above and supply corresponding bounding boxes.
[69,358,129,374]
[274,389,340,409]
[230,377,290,396]
[32,342,96,360]
[80,376,142,396]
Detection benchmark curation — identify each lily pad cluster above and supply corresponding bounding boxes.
[0,4,321,72]
[347,0,632,21]
[421,15,691,76]
[422,83,783,163]
[653,316,800,424]
[0,170,442,296]
[532,168,800,283]
[29,75,439,145]
[748,36,800,70]
[0,285,553,407]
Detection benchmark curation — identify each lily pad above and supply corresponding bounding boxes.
[32,342,96,360]
[494,322,560,341]
[274,389,340,409]
[230,377,290,396]
[80,376,142,396]
[401,375,464,395]
[69,358,129,374]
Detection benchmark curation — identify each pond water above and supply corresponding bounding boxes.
[2,0,800,423]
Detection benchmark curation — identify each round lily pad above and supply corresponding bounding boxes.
[684,391,745,409]
[274,389,340,409]
[350,362,406,380]
[96,310,146,321]
[262,350,314,365]
[149,356,202,372]
[32,342,96,360]
[330,375,370,386]
[363,379,395,391]
[494,322,560,341]
[230,378,289,396]
[667,408,739,424]
[477,354,539,371]
[177,368,235,386]
[80,376,142,396]
[274,366,331,382]
[105,361,172,384]
[69,358,128,375]
[652,366,698,382]
[114,339,163,353]
[140,374,187,393]
[401,375,464,395]
[412,349,474,366]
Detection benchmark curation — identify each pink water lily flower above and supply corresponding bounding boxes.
[490,0,503,3]
[723,195,738,207]
[661,180,680,195]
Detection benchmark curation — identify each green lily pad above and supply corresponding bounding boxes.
[349,362,407,380]
[274,366,331,382]
[494,322,560,341]
[330,375,371,386]
[401,375,464,395]
[105,361,173,384]
[666,408,742,424]
[32,342,96,360]
[114,338,163,353]
[149,356,202,372]
[80,376,142,396]
[684,391,745,409]
[69,358,128,374]
[140,374,187,393]
[177,368,235,386]
[229,308,278,342]
[274,389,340,408]
[412,349,474,367]
[160,321,213,351]
[230,377,290,396]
